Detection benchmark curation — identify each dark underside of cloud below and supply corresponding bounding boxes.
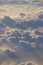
[0,14,43,65]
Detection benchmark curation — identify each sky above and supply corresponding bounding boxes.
[0,0,43,19]
[0,0,43,65]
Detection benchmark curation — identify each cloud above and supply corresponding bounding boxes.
[0,44,15,53]
[0,10,6,12]
[0,2,43,19]
[0,11,43,65]
[19,13,26,18]
[29,29,39,39]
[1,61,16,65]
[0,0,29,5]
[0,0,43,6]
[38,13,43,19]
[17,60,39,65]
[26,63,33,65]
[0,4,43,19]
[33,0,43,2]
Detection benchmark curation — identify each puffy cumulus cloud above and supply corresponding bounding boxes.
[20,28,39,39]
[0,5,28,18]
[0,44,8,52]
[0,4,43,19]
[18,60,39,65]
[0,9,43,65]
[35,27,43,37]
[19,26,43,39]
[0,25,22,41]
[0,19,43,43]
[29,29,39,39]
[0,60,42,65]
[0,44,15,52]
[1,61,16,65]
[30,42,37,47]
[38,27,43,33]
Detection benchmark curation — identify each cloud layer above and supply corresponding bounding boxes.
[0,0,43,65]
[0,0,43,5]
[0,14,43,65]
[0,4,43,19]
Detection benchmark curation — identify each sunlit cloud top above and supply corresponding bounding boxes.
[0,0,43,19]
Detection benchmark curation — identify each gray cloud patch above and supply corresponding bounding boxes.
[0,0,43,5]
[0,10,6,12]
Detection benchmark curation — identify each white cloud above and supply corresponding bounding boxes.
[1,61,16,65]
[0,44,15,52]
[18,60,38,65]
[0,4,43,19]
